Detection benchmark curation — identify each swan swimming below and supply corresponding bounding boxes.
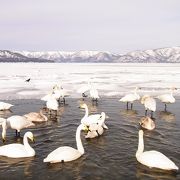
[0,131,35,158]
[119,87,141,110]
[0,102,13,111]
[85,115,105,139]
[141,95,156,117]
[139,116,155,130]
[136,130,179,171]
[24,109,48,122]
[80,103,108,129]
[1,115,35,140]
[157,87,177,111]
[43,124,88,163]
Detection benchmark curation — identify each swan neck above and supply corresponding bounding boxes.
[76,124,84,154]
[40,110,47,121]
[23,135,35,156]
[83,105,88,119]
[136,132,144,158]
[2,120,7,140]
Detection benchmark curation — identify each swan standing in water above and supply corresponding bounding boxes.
[0,102,13,111]
[80,103,108,129]
[1,116,35,140]
[89,83,100,103]
[119,87,141,110]
[136,130,179,171]
[141,95,156,118]
[0,131,35,158]
[157,87,177,111]
[46,96,59,115]
[43,124,88,163]
[24,109,48,122]
[139,116,155,130]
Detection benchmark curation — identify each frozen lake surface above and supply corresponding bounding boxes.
[0,63,180,100]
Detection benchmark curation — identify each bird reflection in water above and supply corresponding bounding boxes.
[120,109,138,118]
[136,163,178,180]
[157,111,175,122]
[0,156,34,177]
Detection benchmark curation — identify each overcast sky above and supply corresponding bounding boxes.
[0,0,180,53]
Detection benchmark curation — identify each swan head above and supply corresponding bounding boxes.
[79,103,88,109]
[140,95,150,104]
[25,132,35,143]
[80,124,89,132]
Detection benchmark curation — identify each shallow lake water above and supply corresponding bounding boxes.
[0,97,179,179]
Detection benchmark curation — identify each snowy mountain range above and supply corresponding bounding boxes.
[0,47,180,63]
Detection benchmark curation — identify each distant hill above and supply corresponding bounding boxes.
[1,47,180,63]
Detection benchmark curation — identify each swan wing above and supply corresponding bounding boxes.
[81,114,101,125]
[144,98,156,111]
[0,144,29,158]
[44,146,82,163]
[138,150,178,170]
[0,102,13,110]
[157,94,175,103]
[119,94,138,102]
[77,85,90,93]
[7,116,35,130]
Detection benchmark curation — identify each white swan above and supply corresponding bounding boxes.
[46,96,59,112]
[77,82,90,99]
[53,84,70,104]
[119,87,141,109]
[85,114,105,139]
[0,102,13,110]
[24,109,48,122]
[43,124,88,163]
[139,116,155,130]
[89,83,100,102]
[136,130,179,170]
[141,95,156,117]
[1,115,35,140]
[0,131,35,158]
[80,103,108,129]
[157,87,177,111]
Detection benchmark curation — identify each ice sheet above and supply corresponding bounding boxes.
[0,63,180,100]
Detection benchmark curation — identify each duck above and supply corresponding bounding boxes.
[139,116,155,130]
[0,102,13,111]
[1,115,35,140]
[24,109,48,122]
[80,103,108,129]
[0,131,35,158]
[141,95,156,118]
[157,87,177,111]
[136,130,179,171]
[43,124,88,163]
[119,87,141,110]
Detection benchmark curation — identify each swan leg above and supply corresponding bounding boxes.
[131,103,133,110]
[164,104,167,112]
[15,130,18,136]
[63,98,65,104]
[151,111,153,118]
[145,109,147,116]
[126,102,129,110]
